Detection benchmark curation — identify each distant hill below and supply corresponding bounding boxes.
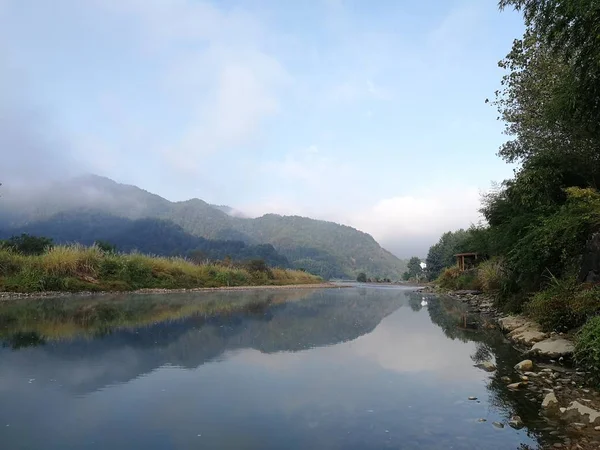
[0,175,407,279]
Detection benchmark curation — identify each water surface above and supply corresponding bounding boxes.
[0,286,552,449]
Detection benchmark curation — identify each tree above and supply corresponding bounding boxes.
[1,234,53,255]
[406,257,423,279]
[94,240,117,254]
[356,272,367,283]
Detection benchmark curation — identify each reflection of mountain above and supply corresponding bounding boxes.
[0,288,408,395]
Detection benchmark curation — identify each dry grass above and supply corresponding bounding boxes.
[0,245,322,293]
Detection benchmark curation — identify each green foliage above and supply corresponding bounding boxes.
[1,234,53,255]
[95,240,117,254]
[477,258,506,293]
[0,245,321,293]
[356,272,367,283]
[575,316,600,382]
[527,278,600,331]
[438,267,482,291]
[406,256,423,279]
[426,230,474,280]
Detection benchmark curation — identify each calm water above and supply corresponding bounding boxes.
[0,286,554,449]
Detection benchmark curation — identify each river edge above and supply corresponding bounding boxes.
[420,286,600,449]
[0,282,344,302]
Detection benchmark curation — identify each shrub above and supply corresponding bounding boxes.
[527,278,600,331]
[575,316,600,381]
[356,272,367,283]
[1,234,53,255]
[438,267,482,291]
[478,258,505,293]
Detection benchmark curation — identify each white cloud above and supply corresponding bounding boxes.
[92,0,290,174]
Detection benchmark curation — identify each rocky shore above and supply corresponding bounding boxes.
[421,286,600,449]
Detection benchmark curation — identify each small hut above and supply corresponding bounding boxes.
[455,253,478,272]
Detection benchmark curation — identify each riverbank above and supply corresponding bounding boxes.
[425,287,600,449]
[0,245,322,295]
[0,282,340,301]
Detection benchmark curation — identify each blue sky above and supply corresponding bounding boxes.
[0,0,524,257]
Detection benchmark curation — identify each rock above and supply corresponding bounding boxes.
[477,418,487,422]
[468,396,478,401]
[508,382,526,390]
[498,316,529,332]
[492,421,504,429]
[594,426,600,431]
[521,375,529,381]
[509,415,524,429]
[530,338,575,358]
[509,323,549,345]
[542,392,560,415]
[553,443,563,448]
[515,360,534,371]
[525,371,539,377]
[571,423,586,430]
[475,361,497,372]
[560,408,566,413]
[562,401,600,426]
[501,376,512,383]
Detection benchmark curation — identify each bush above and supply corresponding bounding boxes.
[527,278,600,331]
[438,267,482,291]
[478,258,505,293]
[1,234,53,256]
[575,316,600,381]
[356,272,367,283]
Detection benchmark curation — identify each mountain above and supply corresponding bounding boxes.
[0,175,407,279]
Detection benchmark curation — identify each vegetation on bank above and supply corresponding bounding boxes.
[0,239,321,293]
[427,0,600,376]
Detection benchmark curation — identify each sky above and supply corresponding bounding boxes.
[0,0,524,258]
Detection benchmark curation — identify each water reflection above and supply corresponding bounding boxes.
[0,287,548,449]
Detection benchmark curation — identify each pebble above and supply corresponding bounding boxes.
[594,426,600,431]
[553,443,563,448]
[492,422,504,429]
[468,396,477,401]
[477,418,487,422]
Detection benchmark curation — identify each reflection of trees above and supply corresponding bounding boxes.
[427,296,558,448]
[0,288,407,394]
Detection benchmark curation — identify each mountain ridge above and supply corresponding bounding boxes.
[0,175,407,279]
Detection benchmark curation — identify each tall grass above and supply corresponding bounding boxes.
[0,245,322,293]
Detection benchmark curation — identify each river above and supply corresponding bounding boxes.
[0,285,558,449]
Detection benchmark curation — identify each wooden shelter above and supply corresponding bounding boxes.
[455,252,478,271]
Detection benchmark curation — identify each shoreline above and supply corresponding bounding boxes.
[0,282,344,302]
[423,286,600,449]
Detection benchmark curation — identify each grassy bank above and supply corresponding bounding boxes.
[0,245,321,293]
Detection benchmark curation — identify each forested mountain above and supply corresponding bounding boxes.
[0,175,406,279]
[0,211,289,267]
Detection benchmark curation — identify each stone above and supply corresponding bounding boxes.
[542,392,560,415]
[562,401,600,426]
[509,415,524,429]
[492,421,504,429]
[525,371,538,377]
[515,360,534,371]
[475,361,496,372]
[509,323,549,345]
[501,376,512,383]
[560,407,566,413]
[498,316,529,332]
[508,382,526,390]
[594,426,600,431]
[531,338,575,358]
[521,375,529,381]
[477,418,487,422]
[553,443,563,448]
[468,396,478,401]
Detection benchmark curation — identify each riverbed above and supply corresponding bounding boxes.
[0,285,568,449]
